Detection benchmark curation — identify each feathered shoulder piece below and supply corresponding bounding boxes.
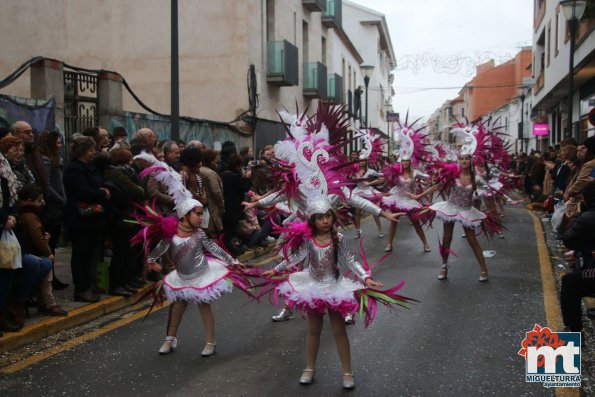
[435,161,461,190]
[383,162,402,186]
[272,219,312,260]
[128,203,179,257]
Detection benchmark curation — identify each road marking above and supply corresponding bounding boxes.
[0,302,169,375]
[529,211,579,397]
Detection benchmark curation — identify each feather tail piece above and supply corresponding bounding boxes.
[225,268,263,302]
[480,212,506,238]
[134,280,167,322]
[437,236,458,262]
[355,281,417,328]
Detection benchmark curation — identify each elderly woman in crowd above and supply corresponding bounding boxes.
[63,134,111,303]
[0,137,53,326]
[0,136,35,189]
[0,145,21,335]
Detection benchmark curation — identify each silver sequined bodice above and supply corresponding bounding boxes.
[448,179,474,209]
[274,234,368,284]
[393,175,414,196]
[388,170,428,197]
[148,230,237,280]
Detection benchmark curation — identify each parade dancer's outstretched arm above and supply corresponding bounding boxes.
[262,244,309,277]
[341,187,404,223]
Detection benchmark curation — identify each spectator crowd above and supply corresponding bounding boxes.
[0,121,278,336]
[510,136,595,333]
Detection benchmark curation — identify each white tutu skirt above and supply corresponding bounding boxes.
[429,201,486,228]
[163,258,233,303]
[277,271,363,316]
[381,194,422,212]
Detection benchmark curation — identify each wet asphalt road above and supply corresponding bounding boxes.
[0,207,553,396]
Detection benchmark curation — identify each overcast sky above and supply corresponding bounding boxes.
[348,0,534,120]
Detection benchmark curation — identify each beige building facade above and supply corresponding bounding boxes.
[0,0,396,152]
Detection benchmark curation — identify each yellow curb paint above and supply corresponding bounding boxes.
[528,211,579,397]
[0,302,169,375]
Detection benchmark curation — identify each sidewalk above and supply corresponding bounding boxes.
[0,242,276,354]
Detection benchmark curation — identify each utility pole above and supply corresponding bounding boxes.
[171,0,180,141]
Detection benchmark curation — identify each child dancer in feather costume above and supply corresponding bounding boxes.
[254,105,414,390]
[262,198,413,390]
[132,153,250,356]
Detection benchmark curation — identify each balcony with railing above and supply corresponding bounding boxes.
[302,0,326,12]
[322,0,342,29]
[325,73,343,103]
[267,40,299,86]
[303,62,328,98]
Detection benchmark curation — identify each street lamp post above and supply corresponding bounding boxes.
[360,64,375,128]
[519,92,526,153]
[561,0,587,142]
[171,0,180,141]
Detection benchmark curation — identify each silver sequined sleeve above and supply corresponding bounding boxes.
[274,243,309,273]
[201,231,239,265]
[258,191,287,208]
[475,174,488,194]
[338,234,369,281]
[346,190,382,216]
[147,240,170,264]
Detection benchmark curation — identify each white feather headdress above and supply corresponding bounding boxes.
[135,151,202,219]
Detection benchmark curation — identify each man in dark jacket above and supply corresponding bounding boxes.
[561,180,595,332]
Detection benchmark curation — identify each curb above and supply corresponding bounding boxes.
[0,289,148,354]
[0,244,275,355]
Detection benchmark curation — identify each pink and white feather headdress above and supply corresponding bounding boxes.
[358,128,383,166]
[393,117,428,165]
[272,102,369,218]
[450,124,478,157]
[135,151,202,219]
